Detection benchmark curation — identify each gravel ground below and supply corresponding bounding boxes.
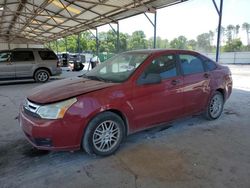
[0,65,250,188]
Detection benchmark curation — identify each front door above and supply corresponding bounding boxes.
[12,50,35,78]
[131,53,184,131]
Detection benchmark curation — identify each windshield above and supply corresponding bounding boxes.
[85,53,149,82]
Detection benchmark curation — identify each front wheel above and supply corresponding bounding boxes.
[34,69,50,83]
[82,112,125,156]
[205,91,224,120]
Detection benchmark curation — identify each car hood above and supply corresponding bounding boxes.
[27,77,118,104]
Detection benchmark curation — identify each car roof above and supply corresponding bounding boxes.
[12,48,52,51]
[123,49,200,55]
[0,48,53,52]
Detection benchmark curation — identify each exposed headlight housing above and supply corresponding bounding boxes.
[36,98,77,119]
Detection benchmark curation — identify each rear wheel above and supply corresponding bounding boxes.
[205,91,224,120]
[82,112,125,156]
[34,69,50,83]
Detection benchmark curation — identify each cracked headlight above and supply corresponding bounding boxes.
[36,98,77,119]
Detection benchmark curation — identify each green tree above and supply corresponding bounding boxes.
[187,39,197,50]
[209,30,214,46]
[148,37,169,49]
[242,22,250,45]
[235,24,240,38]
[197,33,211,52]
[99,30,122,53]
[170,36,187,49]
[224,38,243,52]
[216,26,226,45]
[226,25,235,42]
[128,31,147,50]
[119,33,129,52]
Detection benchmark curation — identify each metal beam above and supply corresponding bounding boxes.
[7,0,27,41]
[117,23,120,52]
[144,10,157,48]
[96,28,99,56]
[78,33,81,54]
[108,23,120,52]
[213,0,223,62]
[154,11,157,48]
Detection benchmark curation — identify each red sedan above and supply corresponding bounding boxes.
[19,49,232,156]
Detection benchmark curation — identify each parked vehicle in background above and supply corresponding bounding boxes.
[19,49,232,156]
[0,48,61,82]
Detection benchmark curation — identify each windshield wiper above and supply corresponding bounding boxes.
[84,75,109,82]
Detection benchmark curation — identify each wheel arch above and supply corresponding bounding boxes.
[216,88,225,101]
[81,109,129,146]
[106,109,129,136]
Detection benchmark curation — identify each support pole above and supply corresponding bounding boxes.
[154,11,157,48]
[65,37,68,52]
[213,0,223,62]
[108,23,120,53]
[56,40,58,54]
[96,28,99,57]
[77,33,80,54]
[144,9,157,49]
[117,23,120,53]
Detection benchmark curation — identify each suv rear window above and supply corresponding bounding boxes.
[39,51,57,60]
[12,51,34,61]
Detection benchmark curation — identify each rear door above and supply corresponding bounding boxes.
[12,50,35,78]
[131,53,184,130]
[178,53,211,115]
[0,51,15,79]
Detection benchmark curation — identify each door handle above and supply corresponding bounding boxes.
[171,79,180,85]
[204,73,210,78]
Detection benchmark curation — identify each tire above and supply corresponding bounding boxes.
[205,91,224,120]
[82,112,125,156]
[34,69,50,83]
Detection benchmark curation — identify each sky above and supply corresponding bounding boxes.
[98,0,250,45]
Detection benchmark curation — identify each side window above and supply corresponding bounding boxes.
[39,51,57,60]
[144,54,177,79]
[204,59,217,71]
[12,51,34,62]
[179,54,204,75]
[0,52,11,63]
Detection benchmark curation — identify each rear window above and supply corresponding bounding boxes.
[179,54,204,75]
[12,51,34,61]
[39,51,57,60]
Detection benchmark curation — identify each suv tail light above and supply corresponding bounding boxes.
[57,60,60,67]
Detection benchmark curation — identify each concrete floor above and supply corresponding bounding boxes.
[0,65,250,188]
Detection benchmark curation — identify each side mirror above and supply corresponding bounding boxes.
[137,73,161,85]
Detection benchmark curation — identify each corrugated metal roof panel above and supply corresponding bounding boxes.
[0,0,188,43]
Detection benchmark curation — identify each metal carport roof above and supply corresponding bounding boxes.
[0,0,188,44]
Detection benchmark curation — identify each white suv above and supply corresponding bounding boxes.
[0,48,62,82]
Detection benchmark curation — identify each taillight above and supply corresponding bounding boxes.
[57,60,60,67]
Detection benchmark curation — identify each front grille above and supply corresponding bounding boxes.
[23,99,40,113]
[24,108,41,118]
[23,99,41,118]
[35,138,53,147]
